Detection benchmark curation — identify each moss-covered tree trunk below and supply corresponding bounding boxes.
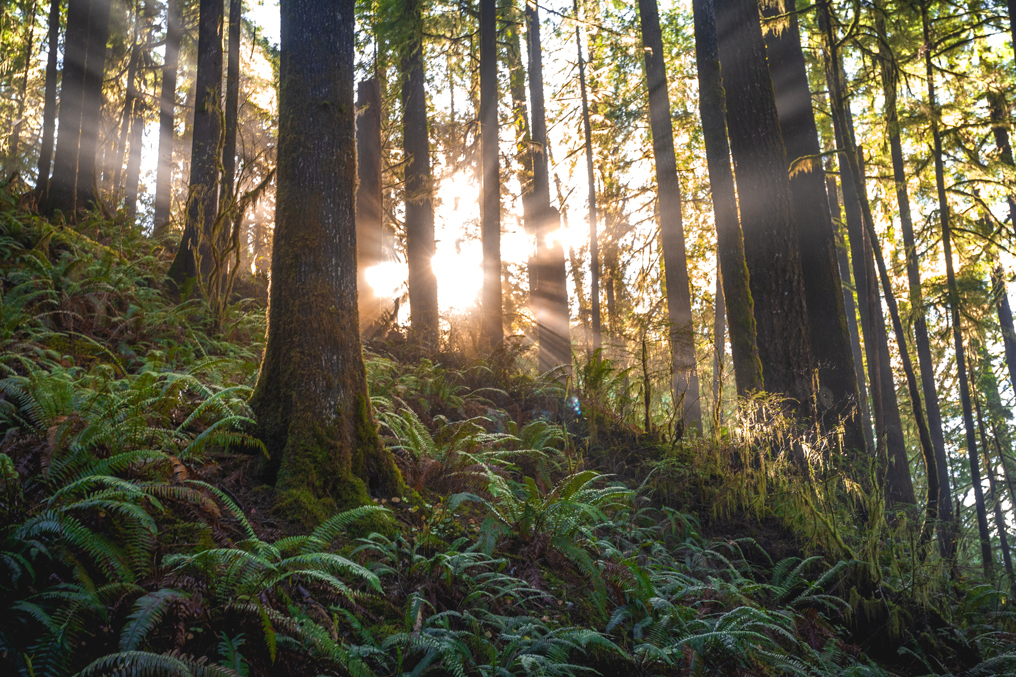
[153,0,182,237]
[690,0,763,397]
[168,0,223,289]
[714,0,814,419]
[638,0,701,433]
[251,0,403,524]
[761,0,864,454]
[479,0,503,348]
[222,0,241,202]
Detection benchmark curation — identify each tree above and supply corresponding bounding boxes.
[42,0,112,217]
[638,0,701,433]
[714,0,814,419]
[356,78,384,325]
[34,0,61,194]
[153,0,182,237]
[250,0,402,523]
[761,0,864,454]
[222,0,242,202]
[479,0,502,348]
[525,0,570,373]
[168,0,224,289]
[400,0,439,346]
[690,0,763,397]
[574,0,600,352]
[5,0,38,176]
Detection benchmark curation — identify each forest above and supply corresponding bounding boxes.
[3,0,1016,674]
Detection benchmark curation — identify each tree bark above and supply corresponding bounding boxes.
[921,1,989,571]
[34,0,61,193]
[168,0,223,288]
[221,0,241,202]
[527,0,570,373]
[250,0,403,525]
[762,0,864,454]
[401,0,438,346]
[817,1,915,506]
[43,0,112,218]
[639,0,701,433]
[575,0,600,351]
[480,0,502,348]
[356,78,383,325]
[112,19,142,196]
[713,269,725,426]
[714,0,814,419]
[874,6,953,551]
[691,0,763,397]
[124,100,145,217]
[6,0,38,176]
[153,0,182,237]
[977,388,1014,586]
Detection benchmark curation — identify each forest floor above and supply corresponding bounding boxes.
[1,192,1015,676]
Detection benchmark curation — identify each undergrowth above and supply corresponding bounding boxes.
[1,190,1015,676]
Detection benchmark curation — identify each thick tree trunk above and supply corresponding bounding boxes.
[168,0,223,288]
[919,2,989,569]
[356,78,383,325]
[221,0,241,202]
[43,0,112,218]
[527,0,570,373]
[691,0,763,397]
[575,0,600,351]
[762,0,864,454]
[153,0,182,237]
[250,0,403,525]
[874,7,953,551]
[34,0,61,193]
[401,0,438,346]
[817,2,915,506]
[6,0,37,176]
[479,0,502,348]
[639,0,701,433]
[826,176,875,454]
[714,0,814,419]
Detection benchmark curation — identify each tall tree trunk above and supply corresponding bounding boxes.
[874,6,953,551]
[826,175,874,454]
[817,1,914,506]
[479,0,502,348]
[221,0,241,203]
[762,0,864,454]
[356,78,383,325]
[250,0,403,525]
[505,0,535,315]
[977,387,1014,586]
[6,0,38,176]
[575,0,600,351]
[401,0,438,346]
[153,0,182,237]
[714,0,814,419]
[639,0,700,433]
[34,0,61,193]
[921,1,990,571]
[168,0,223,288]
[112,19,142,195]
[690,0,763,397]
[987,95,1016,400]
[43,0,112,218]
[713,269,725,426]
[528,0,570,372]
[124,100,144,217]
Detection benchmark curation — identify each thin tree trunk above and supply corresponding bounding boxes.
[714,0,814,420]
[221,0,241,202]
[168,0,223,288]
[153,0,182,237]
[401,0,438,346]
[713,269,725,427]
[921,0,990,573]
[506,0,535,312]
[873,6,954,552]
[691,0,763,397]
[6,0,38,176]
[978,384,1015,587]
[34,0,61,193]
[528,0,570,372]
[986,95,1016,399]
[762,0,864,454]
[480,0,502,348]
[575,0,600,352]
[124,100,144,217]
[817,1,915,506]
[112,18,142,195]
[827,175,875,454]
[250,0,402,522]
[43,0,112,218]
[639,0,700,433]
[356,78,383,325]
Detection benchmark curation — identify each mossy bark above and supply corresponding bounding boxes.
[251,0,403,527]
